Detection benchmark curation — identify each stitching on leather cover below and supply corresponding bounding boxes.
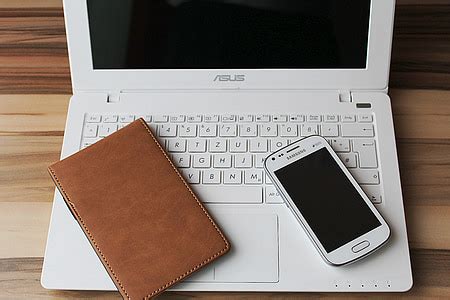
[48,119,230,299]
[48,167,131,299]
[137,118,230,299]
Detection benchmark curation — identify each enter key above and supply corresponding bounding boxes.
[353,139,378,168]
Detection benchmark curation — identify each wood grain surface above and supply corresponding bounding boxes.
[1,0,449,299]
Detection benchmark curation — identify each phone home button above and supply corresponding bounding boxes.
[352,240,370,253]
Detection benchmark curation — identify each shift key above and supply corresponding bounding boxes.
[349,169,380,185]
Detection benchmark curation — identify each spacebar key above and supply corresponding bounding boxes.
[190,186,263,204]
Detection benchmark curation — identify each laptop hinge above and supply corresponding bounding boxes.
[106,91,121,103]
[338,90,352,103]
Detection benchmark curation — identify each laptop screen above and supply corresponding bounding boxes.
[87,0,371,70]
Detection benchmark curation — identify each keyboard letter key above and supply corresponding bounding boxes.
[244,170,264,184]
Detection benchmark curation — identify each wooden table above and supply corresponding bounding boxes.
[1,0,449,299]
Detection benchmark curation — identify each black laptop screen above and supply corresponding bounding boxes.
[86,0,371,69]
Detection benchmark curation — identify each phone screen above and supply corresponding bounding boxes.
[274,147,381,253]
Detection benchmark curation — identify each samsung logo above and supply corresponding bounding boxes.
[286,149,306,160]
[214,74,246,82]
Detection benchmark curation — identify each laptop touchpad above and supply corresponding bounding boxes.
[186,213,279,283]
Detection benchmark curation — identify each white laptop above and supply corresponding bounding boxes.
[42,0,413,292]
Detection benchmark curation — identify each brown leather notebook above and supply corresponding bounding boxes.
[48,118,230,299]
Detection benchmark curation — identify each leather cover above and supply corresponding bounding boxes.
[48,118,230,299]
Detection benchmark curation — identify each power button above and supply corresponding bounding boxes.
[352,240,370,253]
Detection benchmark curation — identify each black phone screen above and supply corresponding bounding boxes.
[274,147,381,253]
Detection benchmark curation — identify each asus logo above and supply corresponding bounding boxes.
[286,149,306,160]
[214,74,246,82]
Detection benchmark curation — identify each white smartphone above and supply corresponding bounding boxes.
[264,136,390,266]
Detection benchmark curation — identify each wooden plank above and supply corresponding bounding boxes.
[0,7,71,94]
[0,1,62,9]
[0,4,450,93]
[0,95,69,135]
[0,202,51,259]
[1,249,449,299]
[390,89,450,139]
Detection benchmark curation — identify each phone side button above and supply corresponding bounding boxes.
[352,240,370,253]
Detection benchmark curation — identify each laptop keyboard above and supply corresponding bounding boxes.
[82,113,382,205]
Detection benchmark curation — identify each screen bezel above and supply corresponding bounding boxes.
[264,136,390,265]
[63,0,395,92]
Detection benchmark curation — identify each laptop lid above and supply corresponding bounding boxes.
[63,0,395,92]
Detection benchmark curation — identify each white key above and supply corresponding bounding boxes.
[192,154,211,168]
[118,124,127,130]
[204,115,220,123]
[254,154,267,168]
[289,114,304,122]
[179,124,197,137]
[220,124,237,137]
[119,114,135,123]
[168,139,186,152]
[244,170,264,184]
[260,124,278,137]
[153,115,168,123]
[270,138,288,151]
[239,124,257,137]
[188,139,207,152]
[187,114,202,122]
[172,153,190,168]
[98,124,117,137]
[202,170,221,184]
[238,114,253,122]
[136,115,152,122]
[321,124,339,137]
[265,174,273,184]
[341,124,374,137]
[190,185,262,203]
[83,124,98,137]
[301,124,319,136]
[308,114,321,122]
[222,115,236,122]
[158,124,177,137]
[85,114,101,123]
[349,169,380,185]
[265,186,284,204]
[229,138,247,153]
[324,114,339,123]
[353,139,378,168]
[256,114,270,122]
[81,137,100,148]
[358,114,373,123]
[361,185,382,204]
[223,170,242,184]
[103,115,118,123]
[181,169,200,184]
[273,114,288,122]
[170,115,185,123]
[199,124,217,137]
[249,139,268,152]
[158,138,168,150]
[341,114,356,122]
[338,153,357,168]
[209,139,227,153]
[234,153,252,168]
[148,123,157,135]
[213,154,232,168]
[280,124,298,137]
[331,139,351,152]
